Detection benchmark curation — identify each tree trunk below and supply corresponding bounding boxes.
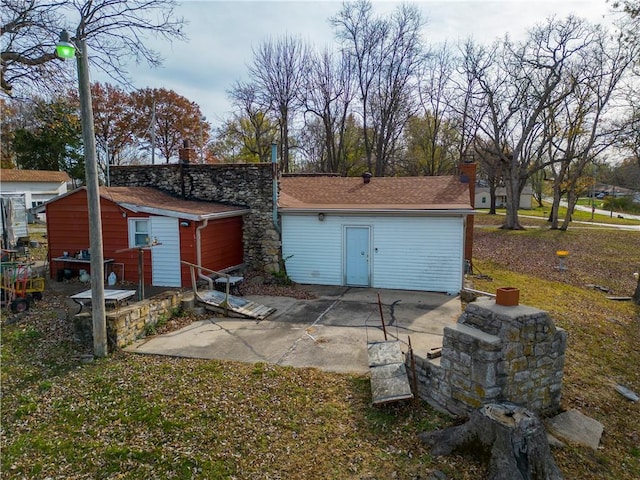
[560,189,577,231]
[502,174,523,230]
[489,183,497,214]
[419,404,563,480]
[550,187,562,230]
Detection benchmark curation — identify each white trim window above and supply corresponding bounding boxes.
[129,218,150,247]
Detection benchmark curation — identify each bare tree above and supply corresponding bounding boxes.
[1,0,68,94]
[399,113,459,176]
[463,16,595,229]
[414,43,460,175]
[301,48,356,174]
[474,138,504,215]
[1,0,185,95]
[544,24,638,230]
[227,81,278,163]
[332,0,425,176]
[617,92,640,169]
[248,35,309,172]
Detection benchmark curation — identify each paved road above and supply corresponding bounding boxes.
[556,199,640,221]
[479,204,640,231]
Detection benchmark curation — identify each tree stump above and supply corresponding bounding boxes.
[419,403,563,480]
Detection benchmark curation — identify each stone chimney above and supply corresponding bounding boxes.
[178,140,196,164]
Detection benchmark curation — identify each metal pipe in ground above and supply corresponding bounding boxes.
[377,292,387,341]
[408,336,419,408]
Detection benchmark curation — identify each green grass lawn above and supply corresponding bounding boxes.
[476,203,640,226]
[2,226,639,479]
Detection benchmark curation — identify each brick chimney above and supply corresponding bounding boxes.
[178,140,196,164]
[459,161,477,263]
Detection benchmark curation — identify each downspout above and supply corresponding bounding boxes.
[271,142,281,234]
[195,218,213,289]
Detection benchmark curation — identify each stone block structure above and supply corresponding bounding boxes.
[411,298,567,416]
[73,290,185,350]
[110,163,280,272]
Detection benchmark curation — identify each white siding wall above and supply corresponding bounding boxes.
[2,181,68,208]
[282,215,344,286]
[281,214,464,294]
[150,217,181,287]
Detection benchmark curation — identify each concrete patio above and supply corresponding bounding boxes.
[125,285,462,374]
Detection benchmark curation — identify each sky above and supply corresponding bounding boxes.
[98,0,617,130]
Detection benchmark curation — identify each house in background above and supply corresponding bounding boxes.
[45,186,248,287]
[278,170,475,295]
[475,185,534,210]
[0,169,70,218]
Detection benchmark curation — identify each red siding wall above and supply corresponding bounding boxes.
[175,217,244,286]
[46,190,153,285]
[46,189,245,288]
[200,217,244,272]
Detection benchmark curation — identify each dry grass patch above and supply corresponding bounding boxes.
[473,226,640,480]
[2,223,639,479]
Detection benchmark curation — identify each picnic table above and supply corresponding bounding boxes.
[70,289,136,314]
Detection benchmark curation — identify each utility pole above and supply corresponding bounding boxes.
[75,38,107,357]
[151,95,156,165]
[106,139,110,187]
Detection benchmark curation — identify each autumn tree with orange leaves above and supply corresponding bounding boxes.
[131,87,210,163]
[91,82,137,179]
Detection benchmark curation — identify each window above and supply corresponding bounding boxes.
[129,219,150,247]
[481,197,487,204]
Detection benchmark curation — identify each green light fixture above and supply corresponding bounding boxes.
[56,30,76,59]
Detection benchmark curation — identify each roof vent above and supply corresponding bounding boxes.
[362,172,373,184]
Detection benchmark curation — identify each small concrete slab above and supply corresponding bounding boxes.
[545,409,604,450]
[369,362,413,404]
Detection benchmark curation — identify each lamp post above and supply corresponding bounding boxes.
[57,30,108,357]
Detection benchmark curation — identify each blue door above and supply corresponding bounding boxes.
[345,226,370,286]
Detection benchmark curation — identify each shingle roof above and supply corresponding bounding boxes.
[1,169,70,183]
[98,187,248,219]
[279,175,472,211]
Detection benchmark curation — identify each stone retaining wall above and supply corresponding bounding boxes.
[410,298,567,416]
[73,290,185,350]
[110,163,280,272]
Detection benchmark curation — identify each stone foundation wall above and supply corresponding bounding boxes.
[410,298,567,416]
[110,163,280,272]
[73,290,185,350]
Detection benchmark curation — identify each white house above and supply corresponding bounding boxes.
[1,169,71,210]
[278,173,475,295]
[0,168,71,221]
[475,185,534,210]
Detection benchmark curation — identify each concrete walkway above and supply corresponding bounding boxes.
[125,286,462,374]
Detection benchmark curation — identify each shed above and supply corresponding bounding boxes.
[45,187,248,287]
[278,174,474,295]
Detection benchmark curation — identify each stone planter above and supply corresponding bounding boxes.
[496,287,520,306]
